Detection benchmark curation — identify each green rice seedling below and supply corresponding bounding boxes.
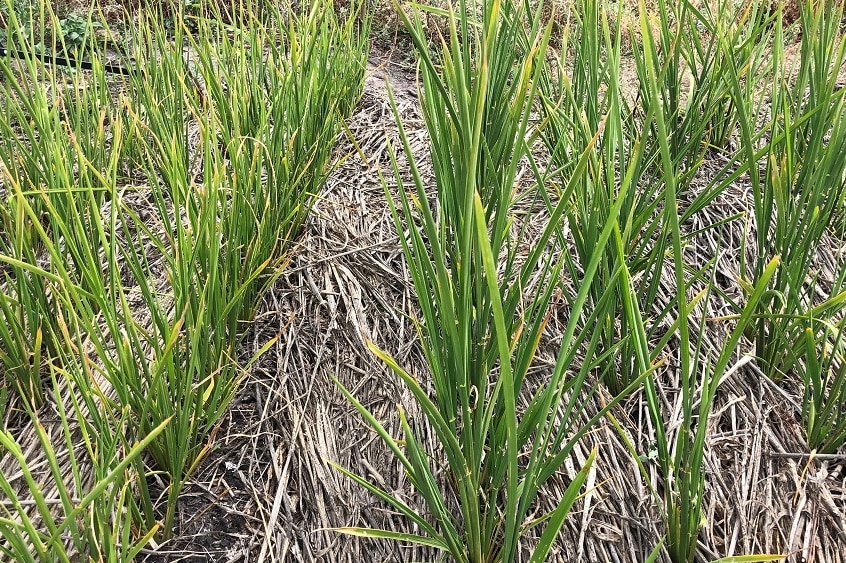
[121,9,194,193]
[333,0,649,560]
[625,254,782,563]
[0,29,215,535]
[0,90,228,540]
[630,0,775,174]
[0,208,165,557]
[536,0,774,395]
[0,7,127,409]
[0,2,128,297]
[730,0,846,381]
[0,85,164,529]
[688,0,775,152]
[799,253,846,454]
[0,179,56,410]
[113,129,269,539]
[184,0,369,322]
[537,0,665,395]
[0,218,52,410]
[621,3,783,560]
[0,364,168,561]
[100,0,367,537]
[802,317,846,454]
[0,74,66,410]
[0,1,126,196]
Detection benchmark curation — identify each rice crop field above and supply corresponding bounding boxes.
[0,0,844,561]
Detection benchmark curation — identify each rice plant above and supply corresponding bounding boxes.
[183,0,369,322]
[619,3,783,561]
[333,0,649,559]
[800,252,846,454]
[731,0,846,380]
[630,0,775,167]
[537,0,670,396]
[0,1,124,208]
[44,0,366,537]
[0,223,52,411]
[802,320,846,454]
[0,175,165,557]
[0,2,130,411]
[112,0,368,536]
[0,364,167,561]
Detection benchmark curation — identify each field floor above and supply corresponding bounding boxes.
[121,55,846,562]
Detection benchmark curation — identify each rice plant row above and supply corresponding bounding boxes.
[0,0,368,557]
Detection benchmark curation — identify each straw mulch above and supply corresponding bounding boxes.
[1,56,844,562]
